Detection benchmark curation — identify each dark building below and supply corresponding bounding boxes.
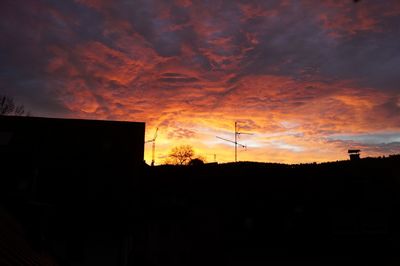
[0,115,145,168]
[0,116,145,266]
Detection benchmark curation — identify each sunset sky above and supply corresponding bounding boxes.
[1,0,400,164]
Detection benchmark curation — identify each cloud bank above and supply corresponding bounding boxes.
[1,0,400,163]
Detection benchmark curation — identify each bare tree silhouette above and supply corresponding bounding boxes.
[166,145,195,165]
[0,95,29,116]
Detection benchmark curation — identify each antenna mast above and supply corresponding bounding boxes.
[216,121,252,162]
[235,122,237,163]
[145,127,158,166]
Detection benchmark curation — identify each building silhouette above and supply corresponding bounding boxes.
[0,116,145,265]
[348,149,361,161]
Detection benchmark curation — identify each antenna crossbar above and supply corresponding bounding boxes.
[216,136,246,148]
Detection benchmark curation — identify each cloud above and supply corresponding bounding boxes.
[1,0,400,163]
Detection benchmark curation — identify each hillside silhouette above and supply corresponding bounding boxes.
[1,116,400,265]
[142,156,400,265]
[1,155,400,265]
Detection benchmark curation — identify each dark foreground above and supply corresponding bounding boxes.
[1,156,400,265]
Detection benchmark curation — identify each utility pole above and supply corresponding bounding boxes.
[207,153,217,163]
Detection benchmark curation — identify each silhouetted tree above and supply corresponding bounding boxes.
[167,145,195,165]
[0,95,28,116]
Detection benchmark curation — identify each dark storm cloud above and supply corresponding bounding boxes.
[0,0,101,115]
[236,1,400,92]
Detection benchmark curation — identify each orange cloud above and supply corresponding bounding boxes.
[3,0,400,164]
[47,43,398,163]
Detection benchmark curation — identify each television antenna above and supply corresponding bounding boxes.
[145,127,158,166]
[216,121,253,162]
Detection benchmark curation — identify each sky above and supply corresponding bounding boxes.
[1,0,400,164]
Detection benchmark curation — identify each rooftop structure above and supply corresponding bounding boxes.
[348,149,361,161]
